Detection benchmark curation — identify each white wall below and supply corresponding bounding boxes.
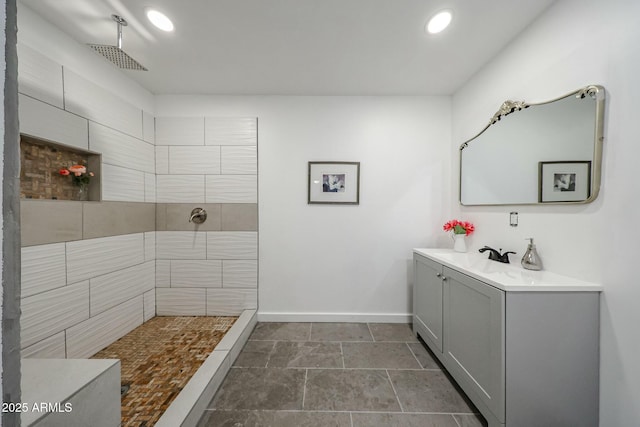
[452,0,640,423]
[157,95,452,322]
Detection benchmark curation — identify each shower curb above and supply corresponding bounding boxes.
[154,309,257,427]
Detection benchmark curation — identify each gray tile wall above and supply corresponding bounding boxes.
[21,200,156,247]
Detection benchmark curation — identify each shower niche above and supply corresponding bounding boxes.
[20,134,101,201]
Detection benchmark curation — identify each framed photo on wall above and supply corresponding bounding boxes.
[308,161,360,204]
[539,161,591,203]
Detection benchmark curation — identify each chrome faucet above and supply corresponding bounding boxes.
[478,246,516,264]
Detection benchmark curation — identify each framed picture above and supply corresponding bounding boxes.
[538,161,591,203]
[308,161,360,204]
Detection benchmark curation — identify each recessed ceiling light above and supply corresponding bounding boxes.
[426,10,452,34]
[146,9,174,32]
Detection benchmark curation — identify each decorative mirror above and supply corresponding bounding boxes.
[459,85,605,205]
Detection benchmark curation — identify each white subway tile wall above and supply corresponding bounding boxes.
[143,111,155,144]
[222,260,258,288]
[155,146,169,174]
[19,94,89,151]
[89,122,155,173]
[153,117,258,316]
[221,146,257,174]
[205,117,257,146]
[64,70,143,140]
[64,68,142,139]
[20,234,154,357]
[206,289,258,316]
[156,231,207,260]
[144,173,157,203]
[153,231,258,315]
[143,290,156,322]
[21,281,90,348]
[155,117,204,146]
[19,42,156,359]
[205,175,257,203]
[101,163,146,202]
[17,43,64,108]
[169,146,221,175]
[170,260,223,288]
[66,296,144,358]
[66,233,145,283]
[21,243,67,298]
[156,175,206,203]
[21,332,66,359]
[156,260,171,287]
[144,232,156,261]
[156,288,207,316]
[89,261,155,316]
[207,232,258,260]
[19,40,259,355]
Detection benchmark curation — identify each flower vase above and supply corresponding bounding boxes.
[452,233,467,253]
[76,184,89,201]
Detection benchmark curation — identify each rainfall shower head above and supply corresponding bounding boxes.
[87,14,147,71]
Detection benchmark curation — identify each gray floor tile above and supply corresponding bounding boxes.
[268,341,343,368]
[408,342,442,369]
[342,342,421,369]
[352,412,460,427]
[453,414,488,427]
[211,368,305,410]
[368,323,418,342]
[198,410,351,427]
[233,340,275,367]
[310,322,373,341]
[250,322,311,341]
[304,369,401,412]
[389,370,475,413]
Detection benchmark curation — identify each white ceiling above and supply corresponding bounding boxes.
[19,0,555,96]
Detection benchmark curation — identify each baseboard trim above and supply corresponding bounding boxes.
[256,312,412,323]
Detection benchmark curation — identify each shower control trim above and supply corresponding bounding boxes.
[189,207,207,224]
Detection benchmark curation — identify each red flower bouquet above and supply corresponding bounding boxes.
[443,219,475,236]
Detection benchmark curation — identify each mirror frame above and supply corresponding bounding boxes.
[459,85,606,206]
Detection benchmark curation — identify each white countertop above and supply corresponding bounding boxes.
[413,248,603,292]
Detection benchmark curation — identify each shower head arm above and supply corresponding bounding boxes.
[111,14,127,49]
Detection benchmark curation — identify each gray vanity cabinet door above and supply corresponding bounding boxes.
[413,254,444,353]
[442,267,505,423]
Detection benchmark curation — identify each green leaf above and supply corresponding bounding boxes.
[453,224,466,234]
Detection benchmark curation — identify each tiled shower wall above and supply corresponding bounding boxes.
[154,117,258,315]
[21,233,156,358]
[18,41,157,359]
[18,42,258,358]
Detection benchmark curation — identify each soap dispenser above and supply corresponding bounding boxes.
[521,238,543,271]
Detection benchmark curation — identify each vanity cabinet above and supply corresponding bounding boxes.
[413,250,601,427]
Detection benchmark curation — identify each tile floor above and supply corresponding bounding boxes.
[92,316,236,426]
[198,322,487,427]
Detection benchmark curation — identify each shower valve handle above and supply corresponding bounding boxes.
[189,208,207,224]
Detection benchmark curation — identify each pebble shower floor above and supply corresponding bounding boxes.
[91,316,237,426]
